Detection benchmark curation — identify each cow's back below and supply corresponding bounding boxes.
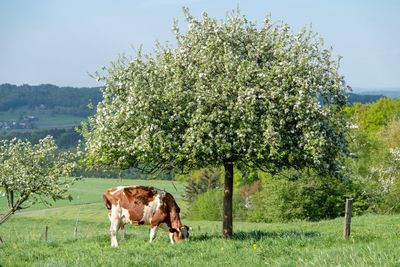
[103,186,165,224]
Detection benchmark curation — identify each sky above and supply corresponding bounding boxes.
[0,0,399,89]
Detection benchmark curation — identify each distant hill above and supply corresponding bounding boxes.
[353,88,400,99]
[347,93,384,104]
[0,83,102,116]
[0,84,102,148]
[0,83,102,130]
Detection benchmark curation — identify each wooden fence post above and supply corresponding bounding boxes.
[74,198,81,240]
[344,198,353,240]
[74,219,79,240]
[44,225,48,242]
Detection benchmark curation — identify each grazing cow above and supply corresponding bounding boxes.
[103,186,190,247]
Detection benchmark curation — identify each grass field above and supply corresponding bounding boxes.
[1,178,399,266]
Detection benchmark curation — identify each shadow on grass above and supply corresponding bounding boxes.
[191,230,320,242]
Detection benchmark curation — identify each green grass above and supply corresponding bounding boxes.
[1,178,400,266]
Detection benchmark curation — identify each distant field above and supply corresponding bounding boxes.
[1,178,399,266]
[0,106,86,130]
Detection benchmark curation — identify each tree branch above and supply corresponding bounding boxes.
[0,194,29,225]
[7,190,13,210]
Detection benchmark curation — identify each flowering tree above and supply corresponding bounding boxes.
[84,9,349,238]
[0,136,77,224]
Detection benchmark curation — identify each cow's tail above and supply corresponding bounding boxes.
[103,193,112,211]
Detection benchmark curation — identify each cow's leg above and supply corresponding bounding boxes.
[109,207,121,247]
[160,223,175,244]
[169,232,175,244]
[110,220,120,247]
[120,224,126,240]
[149,225,158,243]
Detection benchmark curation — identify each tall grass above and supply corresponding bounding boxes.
[1,214,399,266]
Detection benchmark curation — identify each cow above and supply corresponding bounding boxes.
[103,185,190,247]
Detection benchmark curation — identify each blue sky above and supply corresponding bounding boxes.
[0,0,399,89]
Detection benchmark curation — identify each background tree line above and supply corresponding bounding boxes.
[0,84,385,118]
[0,84,102,116]
[1,128,81,149]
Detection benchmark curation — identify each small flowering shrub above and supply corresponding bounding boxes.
[0,136,78,224]
[364,147,400,213]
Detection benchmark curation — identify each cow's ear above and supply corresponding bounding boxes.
[169,228,178,233]
[184,225,192,231]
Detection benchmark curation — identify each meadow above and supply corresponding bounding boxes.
[0,107,86,130]
[0,178,399,266]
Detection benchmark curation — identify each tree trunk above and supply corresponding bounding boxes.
[223,161,234,238]
[0,209,16,225]
[0,194,28,225]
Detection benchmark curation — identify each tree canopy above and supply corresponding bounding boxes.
[84,9,349,237]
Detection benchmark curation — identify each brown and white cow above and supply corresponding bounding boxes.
[103,186,190,247]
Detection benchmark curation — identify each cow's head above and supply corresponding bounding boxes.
[170,225,191,242]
